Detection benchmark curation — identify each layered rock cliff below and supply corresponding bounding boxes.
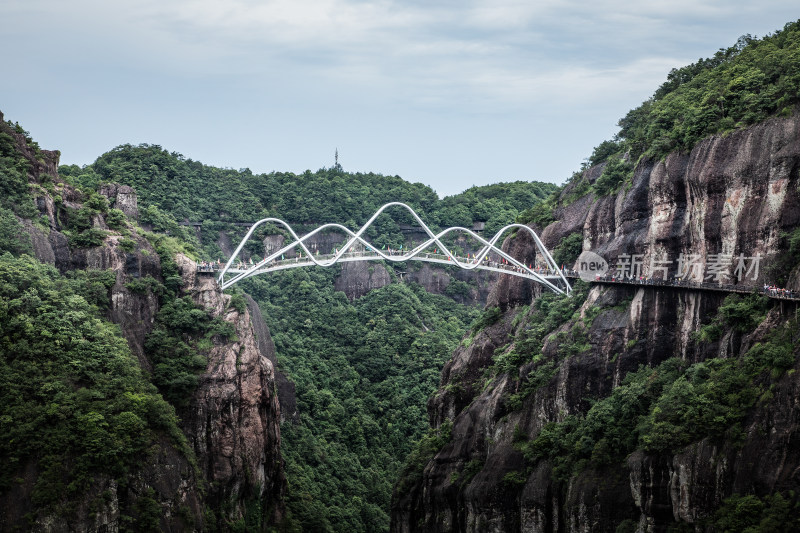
[334,260,496,304]
[0,114,286,530]
[178,257,286,527]
[391,113,800,532]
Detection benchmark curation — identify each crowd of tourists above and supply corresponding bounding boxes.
[197,260,220,272]
[764,284,796,299]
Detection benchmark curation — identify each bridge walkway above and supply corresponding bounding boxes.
[198,251,566,283]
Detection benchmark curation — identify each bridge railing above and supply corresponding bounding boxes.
[215,203,571,293]
[198,252,569,278]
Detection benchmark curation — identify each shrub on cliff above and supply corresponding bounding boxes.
[394,420,452,497]
[713,492,800,532]
[62,198,114,249]
[0,127,38,219]
[551,232,584,268]
[693,293,769,341]
[145,295,236,408]
[0,207,32,255]
[515,308,797,478]
[592,155,633,196]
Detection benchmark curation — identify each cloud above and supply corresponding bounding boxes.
[65,0,675,116]
[1,0,798,194]
[6,0,793,104]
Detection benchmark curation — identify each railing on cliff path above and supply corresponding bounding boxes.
[562,273,800,302]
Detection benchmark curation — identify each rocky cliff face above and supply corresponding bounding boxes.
[544,113,800,287]
[334,260,395,299]
[391,113,800,532]
[245,294,299,424]
[33,225,162,370]
[177,256,286,526]
[99,183,140,219]
[334,260,496,304]
[5,121,287,530]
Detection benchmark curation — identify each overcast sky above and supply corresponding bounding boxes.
[1,1,797,196]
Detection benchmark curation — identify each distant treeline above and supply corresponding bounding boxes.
[59,146,556,249]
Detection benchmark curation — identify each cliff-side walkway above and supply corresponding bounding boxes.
[567,274,800,302]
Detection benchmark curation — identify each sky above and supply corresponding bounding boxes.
[1,1,797,197]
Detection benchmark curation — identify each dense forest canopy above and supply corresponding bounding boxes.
[0,254,193,527]
[59,146,558,257]
[60,147,555,227]
[242,271,479,531]
[602,20,800,164]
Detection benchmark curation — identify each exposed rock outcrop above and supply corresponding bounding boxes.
[24,181,163,369]
[178,256,287,526]
[403,263,497,306]
[333,260,497,304]
[99,183,140,219]
[392,114,800,532]
[334,260,394,299]
[245,294,299,424]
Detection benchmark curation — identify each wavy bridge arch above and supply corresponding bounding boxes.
[218,202,571,295]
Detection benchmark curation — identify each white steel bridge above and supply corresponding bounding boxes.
[217,202,572,295]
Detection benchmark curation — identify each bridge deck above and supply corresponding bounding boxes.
[200,252,566,283]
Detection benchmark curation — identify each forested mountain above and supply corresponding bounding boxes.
[0,114,214,530]
[60,148,556,253]
[53,133,557,532]
[4,102,557,530]
[392,20,800,532]
[3,17,800,533]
